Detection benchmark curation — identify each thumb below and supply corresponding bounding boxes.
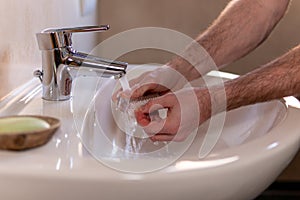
[139,96,169,114]
[130,83,158,100]
[135,96,167,126]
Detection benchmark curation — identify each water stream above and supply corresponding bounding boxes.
[117,76,145,154]
[115,76,168,156]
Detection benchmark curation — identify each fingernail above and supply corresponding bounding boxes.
[150,136,156,142]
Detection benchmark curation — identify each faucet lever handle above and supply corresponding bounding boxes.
[37,25,110,50]
[43,25,110,34]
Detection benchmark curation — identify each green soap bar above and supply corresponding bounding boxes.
[0,117,50,134]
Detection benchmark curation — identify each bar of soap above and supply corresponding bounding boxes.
[0,117,50,134]
[0,115,60,151]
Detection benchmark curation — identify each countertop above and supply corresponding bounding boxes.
[0,63,299,181]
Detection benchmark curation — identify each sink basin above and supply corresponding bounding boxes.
[0,65,299,200]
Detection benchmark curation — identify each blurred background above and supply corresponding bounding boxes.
[0,0,299,192]
[98,0,300,75]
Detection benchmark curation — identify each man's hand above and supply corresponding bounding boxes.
[112,66,187,102]
[135,87,212,142]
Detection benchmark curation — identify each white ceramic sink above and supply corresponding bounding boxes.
[0,65,299,200]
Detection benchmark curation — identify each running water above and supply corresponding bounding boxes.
[116,76,145,154]
[116,75,167,155]
[116,76,130,112]
[119,75,130,91]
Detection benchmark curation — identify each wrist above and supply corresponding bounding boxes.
[167,56,202,82]
[194,85,228,123]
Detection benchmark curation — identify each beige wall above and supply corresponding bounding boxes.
[0,0,99,95]
[98,0,300,75]
[0,0,98,65]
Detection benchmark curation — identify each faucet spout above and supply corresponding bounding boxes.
[68,51,127,79]
[35,25,127,101]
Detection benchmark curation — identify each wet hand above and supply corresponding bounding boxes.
[112,66,187,102]
[135,87,212,142]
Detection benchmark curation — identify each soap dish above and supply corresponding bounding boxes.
[0,115,60,151]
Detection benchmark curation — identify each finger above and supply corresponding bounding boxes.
[134,97,166,126]
[130,83,159,100]
[143,119,167,136]
[143,116,180,135]
[135,109,151,126]
[112,74,144,102]
[135,97,167,132]
[113,83,157,103]
[150,133,187,142]
[112,88,131,102]
[138,94,180,134]
[135,109,166,127]
[111,88,121,102]
[150,134,174,142]
[139,94,173,114]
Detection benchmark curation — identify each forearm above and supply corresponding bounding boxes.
[168,0,289,81]
[224,45,300,111]
[194,45,300,124]
[199,0,290,67]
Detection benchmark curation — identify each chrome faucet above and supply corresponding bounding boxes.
[34,25,127,101]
